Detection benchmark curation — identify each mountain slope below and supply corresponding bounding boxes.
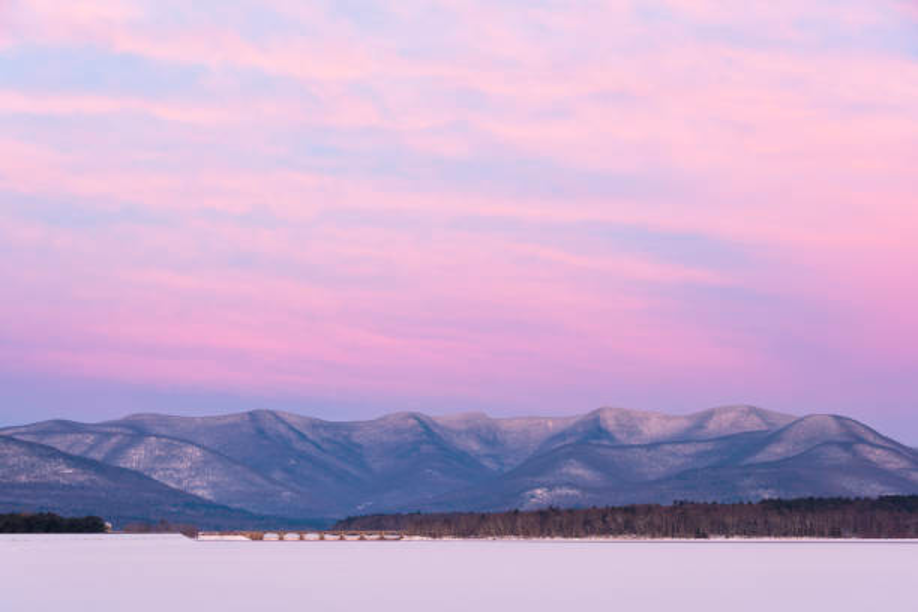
[736,414,912,465]
[2,411,504,515]
[0,435,273,528]
[424,413,918,511]
[1,418,310,515]
[534,405,795,452]
[2,406,916,519]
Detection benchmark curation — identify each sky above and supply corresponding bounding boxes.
[0,1,916,442]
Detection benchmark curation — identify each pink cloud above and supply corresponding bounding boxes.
[1,0,916,424]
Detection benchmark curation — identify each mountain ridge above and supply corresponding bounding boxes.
[2,405,916,523]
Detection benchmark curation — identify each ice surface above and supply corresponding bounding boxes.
[1,535,915,611]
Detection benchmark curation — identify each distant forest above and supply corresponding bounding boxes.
[334,496,918,539]
[0,512,107,533]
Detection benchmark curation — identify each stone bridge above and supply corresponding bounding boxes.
[197,530,405,541]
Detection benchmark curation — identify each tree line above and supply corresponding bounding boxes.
[333,496,918,538]
[0,512,107,533]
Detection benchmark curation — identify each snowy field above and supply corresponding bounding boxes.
[1,535,916,611]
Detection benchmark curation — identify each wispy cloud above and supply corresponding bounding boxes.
[1,0,916,436]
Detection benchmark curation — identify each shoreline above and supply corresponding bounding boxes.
[194,533,918,543]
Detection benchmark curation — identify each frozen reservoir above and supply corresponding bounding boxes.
[1,535,915,611]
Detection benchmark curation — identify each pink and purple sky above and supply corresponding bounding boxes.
[1,1,916,441]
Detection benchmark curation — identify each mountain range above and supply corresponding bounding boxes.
[2,405,916,528]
